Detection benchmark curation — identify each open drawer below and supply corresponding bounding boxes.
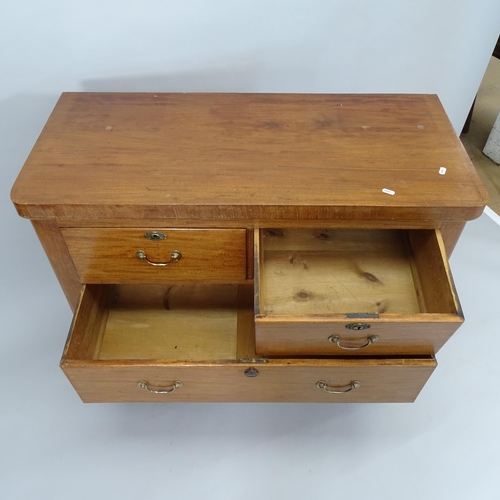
[61,283,436,403]
[255,228,463,356]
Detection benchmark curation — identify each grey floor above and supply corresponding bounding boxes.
[2,113,500,499]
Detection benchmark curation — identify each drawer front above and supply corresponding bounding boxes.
[61,359,436,403]
[255,317,462,356]
[62,228,247,282]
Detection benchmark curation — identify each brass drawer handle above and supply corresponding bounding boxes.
[138,380,183,393]
[328,335,379,350]
[136,249,182,267]
[316,380,361,394]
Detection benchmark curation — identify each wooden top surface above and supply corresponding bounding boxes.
[11,92,487,221]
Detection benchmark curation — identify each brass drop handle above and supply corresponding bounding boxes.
[316,380,361,394]
[136,249,182,267]
[138,380,183,393]
[328,335,379,350]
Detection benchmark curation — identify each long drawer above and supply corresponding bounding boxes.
[254,228,463,356]
[61,228,248,283]
[60,284,436,403]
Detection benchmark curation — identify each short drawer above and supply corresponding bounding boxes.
[61,228,247,283]
[60,283,435,403]
[255,228,463,356]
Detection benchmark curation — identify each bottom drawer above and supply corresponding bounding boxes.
[61,284,436,403]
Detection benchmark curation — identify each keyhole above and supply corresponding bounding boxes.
[244,368,259,378]
[144,231,166,241]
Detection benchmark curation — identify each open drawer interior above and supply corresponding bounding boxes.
[61,283,438,403]
[256,228,461,317]
[64,283,255,362]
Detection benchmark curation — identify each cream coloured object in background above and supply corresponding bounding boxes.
[483,112,500,164]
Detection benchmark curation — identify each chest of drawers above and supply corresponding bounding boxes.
[11,93,487,403]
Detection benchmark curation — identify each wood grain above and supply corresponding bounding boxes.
[99,284,239,360]
[60,358,436,403]
[31,220,82,310]
[254,316,462,356]
[259,229,422,315]
[61,227,247,283]
[14,93,486,403]
[12,93,487,222]
[408,229,462,315]
[236,284,257,360]
[254,228,463,356]
[439,221,466,256]
[65,284,244,361]
[62,285,110,360]
[56,218,444,230]
[61,282,436,402]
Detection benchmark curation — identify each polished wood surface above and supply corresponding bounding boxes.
[12,93,488,403]
[60,361,436,403]
[12,93,487,222]
[61,227,247,283]
[254,317,462,356]
[438,221,466,256]
[63,285,110,360]
[31,220,81,311]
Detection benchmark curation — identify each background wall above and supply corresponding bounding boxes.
[2,2,500,499]
[2,0,500,129]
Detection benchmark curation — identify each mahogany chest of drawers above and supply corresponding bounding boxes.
[11,93,487,402]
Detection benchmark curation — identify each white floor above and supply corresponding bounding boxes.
[2,109,500,499]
